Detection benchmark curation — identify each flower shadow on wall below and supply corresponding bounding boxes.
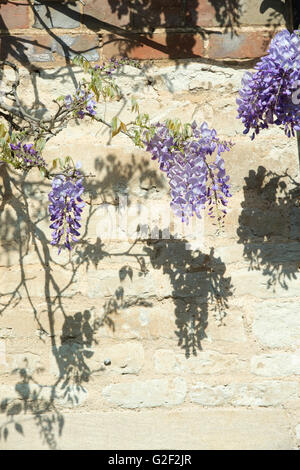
[101,0,243,56]
[105,0,242,34]
[237,165,300,291]
[89,0,204,59]
[143,239,233,358]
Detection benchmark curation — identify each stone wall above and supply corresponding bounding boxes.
[0,0,300,450]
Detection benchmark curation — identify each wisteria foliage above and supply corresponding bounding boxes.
[237,29,300,139]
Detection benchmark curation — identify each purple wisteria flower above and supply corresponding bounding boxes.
[237,29,300,139]
[9,142,47,170]
[64,87,97,119]
[94,57,142,75]
[145,121,232,224]
[48,170,85,253]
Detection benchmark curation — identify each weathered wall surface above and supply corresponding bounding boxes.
[0,0,300,450]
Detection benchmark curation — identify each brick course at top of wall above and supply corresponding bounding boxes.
[0,0,294,65]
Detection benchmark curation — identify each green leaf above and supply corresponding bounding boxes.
[111,116,118,133]
[120,121,127,133]
[131,97,139,113]
[64,156,72,167]
[112,126,121,138]
[0,123,8,138]
[35,138,46,152]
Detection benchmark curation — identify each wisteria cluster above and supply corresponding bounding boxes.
[145,121,232,224]
[237,29,300,139]
[9,142,47,170]
[94,57,142,75]
[48,168,85,253]
[64,87,97,119]
[1,54,235,255]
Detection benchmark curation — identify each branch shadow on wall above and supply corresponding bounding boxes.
[0,1,86,111]
[237,165,300,291]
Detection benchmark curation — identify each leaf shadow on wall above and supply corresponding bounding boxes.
[259,0,293,49]
[0,309,104,449]
[237,165,300,291]
[208,0,242,35]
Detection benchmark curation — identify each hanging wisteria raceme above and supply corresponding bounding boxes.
[64,87,97,119]
[145,121,232,224]
[48,166,85,254]
[9,142,47,170]
[237,29,300,139]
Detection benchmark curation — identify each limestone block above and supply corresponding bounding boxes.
[251,352,300,377]
[102,377,187,408]
[190,381,299,406]
[154,349,247,375]
[252,302,300,348]
[92,341,144,375]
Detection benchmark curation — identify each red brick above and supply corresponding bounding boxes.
[207,31,273,59]
[0,2,30,30]
[84,0,131,29]
[102,32,204,60]
[185,0,218,27]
